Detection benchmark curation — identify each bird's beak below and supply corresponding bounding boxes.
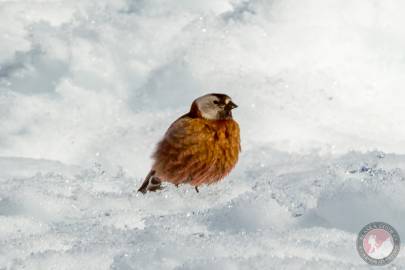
[227,101,238,110]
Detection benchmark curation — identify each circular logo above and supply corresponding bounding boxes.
[357,222,401,265]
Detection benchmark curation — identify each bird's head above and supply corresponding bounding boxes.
[190,93,238,120]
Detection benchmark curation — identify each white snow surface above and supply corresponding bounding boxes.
[1,152,405,269]
[1,0,405,269]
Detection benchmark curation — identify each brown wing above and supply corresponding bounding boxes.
[151,116,216,185]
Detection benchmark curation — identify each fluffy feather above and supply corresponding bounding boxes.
[138,93,240,193]
[152,116,240,186]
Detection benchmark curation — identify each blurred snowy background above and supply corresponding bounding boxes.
[1,0,405,269]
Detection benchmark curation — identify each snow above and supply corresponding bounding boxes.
[1,0,405,269]
[1,152,405,269]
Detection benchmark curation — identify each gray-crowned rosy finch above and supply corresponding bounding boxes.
[138,93,240,193]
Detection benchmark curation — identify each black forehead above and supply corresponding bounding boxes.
[211,93,230,103]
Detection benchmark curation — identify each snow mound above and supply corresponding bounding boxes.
[1,150,404,269]
[1,0,405,173]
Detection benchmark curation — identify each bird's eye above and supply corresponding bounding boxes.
[213,100,221,105]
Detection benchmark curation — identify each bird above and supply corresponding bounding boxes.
[138,93,240,194]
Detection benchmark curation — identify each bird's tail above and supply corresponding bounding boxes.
[137,170,162,194]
